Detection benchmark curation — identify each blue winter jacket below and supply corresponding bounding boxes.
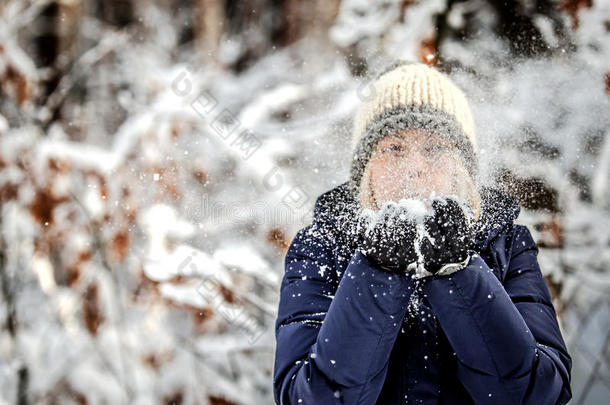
[273,181,572,404]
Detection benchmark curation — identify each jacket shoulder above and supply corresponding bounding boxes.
[284,222,338,282]
[503,224,550,301]
[482,223,537,283]
[508,224,539,256]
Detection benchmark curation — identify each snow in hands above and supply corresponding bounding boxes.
[356,193,475,277]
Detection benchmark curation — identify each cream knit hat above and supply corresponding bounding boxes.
[349,61,479,209]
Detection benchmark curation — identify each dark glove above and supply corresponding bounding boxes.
[357,204,418,273]
[419,197,476,275]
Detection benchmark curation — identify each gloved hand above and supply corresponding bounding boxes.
[419,196,476,275]
[357,204,419,273]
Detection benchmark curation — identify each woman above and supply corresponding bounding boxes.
[273,61,572,404]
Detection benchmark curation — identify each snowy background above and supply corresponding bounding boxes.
[0,0,609,404]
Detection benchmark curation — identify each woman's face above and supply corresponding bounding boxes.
[367,129,474,207]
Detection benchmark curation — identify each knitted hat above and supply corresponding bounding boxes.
[349,60,479,209]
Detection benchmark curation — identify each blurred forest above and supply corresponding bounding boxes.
[0,0,609,404]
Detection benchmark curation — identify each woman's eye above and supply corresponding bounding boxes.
[383,144,404,154]
[423,144,447,155]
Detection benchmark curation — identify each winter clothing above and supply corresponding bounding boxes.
[359,204,419,273]
[273,181,572,404]
[419,197,477,274]
[349,61,479,205]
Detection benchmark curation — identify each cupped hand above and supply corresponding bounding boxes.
[357,203,419,273]
[418,196,476,275]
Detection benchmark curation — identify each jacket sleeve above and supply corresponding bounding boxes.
[422,224,572,405]
[273,223,415,404]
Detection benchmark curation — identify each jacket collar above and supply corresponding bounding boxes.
[473,186,521,250]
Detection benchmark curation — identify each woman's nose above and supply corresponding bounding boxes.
[404,149,429,177]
